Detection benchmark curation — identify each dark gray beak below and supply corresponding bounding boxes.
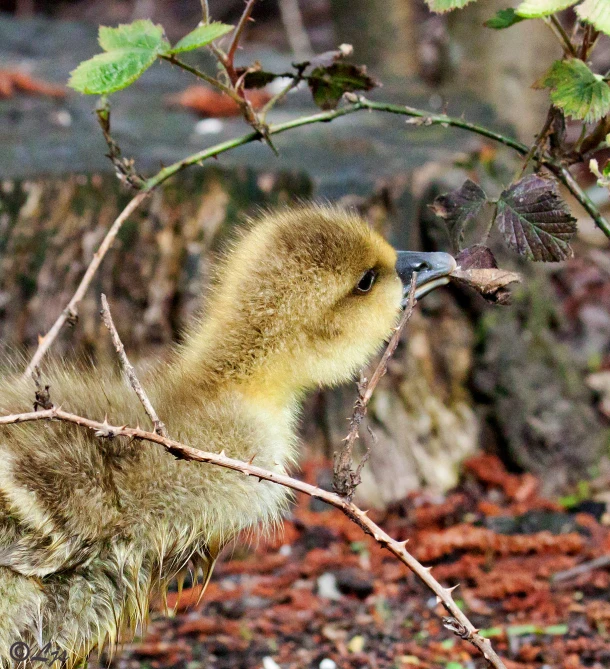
[396,251,456,304]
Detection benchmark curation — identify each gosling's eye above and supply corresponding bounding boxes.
[355,269,377,294]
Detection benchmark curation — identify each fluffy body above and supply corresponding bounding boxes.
[0,205,403,666]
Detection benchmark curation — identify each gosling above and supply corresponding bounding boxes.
[0,205,455,667]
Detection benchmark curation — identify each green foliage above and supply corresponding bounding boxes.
[69,20,169,94]
[538,59,610,122]
[97,20,167,51]
[69,50,160,95]
[307,63,378,110]
[424,0,477,13]
[485,8,526,29]
[576,0,610,36]
[515,0,577,18]
[496,175,576,261]
[431,179,487,251]
[168,22,234,54]
[507,623,569,636]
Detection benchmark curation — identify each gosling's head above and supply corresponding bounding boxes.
[188,205,455,400]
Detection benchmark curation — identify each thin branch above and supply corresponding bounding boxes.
[160,54,244,105]
[553,554,610,582]
[145,98,531,190]
[96,97,145,189]
[259,74,301,124]
[100,294,168,437]
[23,191,149,379]
[200,0,210,24]
[355,97,530,155]
[0,405,506,669]
[548,162,610,239]
[333,274,417,499]
[23,96,610,376]
[227,0,257,71]
[545,15,577,57]
[518,107,554,178]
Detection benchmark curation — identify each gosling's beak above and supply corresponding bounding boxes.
[396,251,457,305]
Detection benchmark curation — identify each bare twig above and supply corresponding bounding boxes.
[100,294,168,437]
[200,0,210,24]
[96,98,145,189]
[259,74,301,125]
[159,54,245,105]
[23,191,149,379]
[543,15,577,57]
[227,0,257,73]
[0,405,506,669]
[32,367,53,411]
[552,554,610,583]
[333,273,417,499]
[518,107,554,177]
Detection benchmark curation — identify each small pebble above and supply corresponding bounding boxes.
[195,118,224,135]
[317,572,342,600]
[262,657,281,669]
[319,659,337,669]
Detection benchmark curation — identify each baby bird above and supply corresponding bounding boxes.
[0,205,455,667]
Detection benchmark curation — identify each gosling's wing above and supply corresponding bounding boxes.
[0,364,144,578]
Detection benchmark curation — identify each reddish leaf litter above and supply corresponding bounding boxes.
[0,70,66,98]
[102,456,610,669]
[166,86,271,117]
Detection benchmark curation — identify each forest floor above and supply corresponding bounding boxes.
[103,456,610,669]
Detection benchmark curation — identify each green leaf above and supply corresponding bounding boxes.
[576,0,610,36]
[544,624,569,635]
[169,22,233,54]
[516,0,577,18]
[538,59,610,122]
[424,0,477,13]
[98,19,167,51]
[307,62,378,110]
[69,19,169,95]
[68,49,159,94]
[507,624,540,636]
[495,175,577,262]
[485,8,526,29]
[431,179,488,252]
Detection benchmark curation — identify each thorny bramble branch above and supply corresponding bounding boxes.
[95,98,145,190]
[333,273,417,500]
[0,403,507,669]
[100,294,168,438]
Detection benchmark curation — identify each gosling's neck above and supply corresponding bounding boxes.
[168,315,307,417]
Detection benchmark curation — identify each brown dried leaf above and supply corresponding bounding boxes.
[455,244,498,270]
[450,254,521,305]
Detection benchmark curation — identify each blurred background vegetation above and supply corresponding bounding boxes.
[2,0,610,507]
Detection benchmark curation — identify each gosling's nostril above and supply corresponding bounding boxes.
[413,261,431,272]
